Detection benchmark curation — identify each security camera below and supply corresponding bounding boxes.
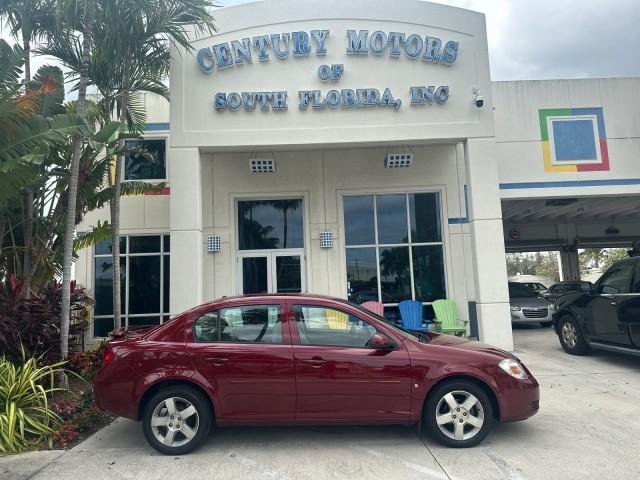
[473,94,484,108]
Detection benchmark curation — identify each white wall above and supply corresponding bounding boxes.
[170,0,494,149]
[200,144,474,321]
[494,78,640,200]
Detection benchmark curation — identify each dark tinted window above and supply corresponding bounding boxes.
[598,262,635,294]
[633,265,640,293]
[344,195,375,245]
[294,305,377,348]
[124,139,166,180]
[346,248,378,303]
[129,236,161,253]
[194,306,282,344]
[409,193,441,243]
[238,199,303,250]
[376,194,408,244]
[509,283,537,298]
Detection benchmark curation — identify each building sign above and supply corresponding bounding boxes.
[195,30,459,112]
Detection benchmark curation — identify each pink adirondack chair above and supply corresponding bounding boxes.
[361,301,384,317]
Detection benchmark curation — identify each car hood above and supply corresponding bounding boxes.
[423,333,517,360]
[510,296,551,308]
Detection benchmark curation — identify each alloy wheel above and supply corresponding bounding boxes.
[561,321,577,349]
[435,390,485,441]
[150,396,200,447]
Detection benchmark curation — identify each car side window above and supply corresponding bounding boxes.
[633,265,640,294]
[193,305,282,344]
[293,305,377,348]
[551,285,563,293]
[598,263,635,295]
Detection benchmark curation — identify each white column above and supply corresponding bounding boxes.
[169,147,203,314]
[464,138,513,350]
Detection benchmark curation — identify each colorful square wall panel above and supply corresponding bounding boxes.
[539,107,609,172]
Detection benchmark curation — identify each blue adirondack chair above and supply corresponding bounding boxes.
[399,300,429,331]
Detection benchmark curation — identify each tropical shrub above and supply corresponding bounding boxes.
[0,355,66,453]
[0,277,93,365]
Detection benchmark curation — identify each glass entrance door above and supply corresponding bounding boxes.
[239,252,305,294]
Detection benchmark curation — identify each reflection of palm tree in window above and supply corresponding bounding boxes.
[240,219,279,249]
[266,199,302,249]
[380,247,410,294]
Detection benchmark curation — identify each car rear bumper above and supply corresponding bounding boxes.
[94,359,141,420]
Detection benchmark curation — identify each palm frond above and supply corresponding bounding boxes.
[74,220,111,251]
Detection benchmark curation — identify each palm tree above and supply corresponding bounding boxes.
[99,0,216,329]
[0,0,56,299]
[52,0,97,363]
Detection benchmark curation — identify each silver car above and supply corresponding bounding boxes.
[509,282,554,327]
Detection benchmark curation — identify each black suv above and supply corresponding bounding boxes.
[554,257,640,356]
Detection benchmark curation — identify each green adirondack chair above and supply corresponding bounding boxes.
[432,299,468,337]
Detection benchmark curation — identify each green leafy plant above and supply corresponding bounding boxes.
[0,355,66,453]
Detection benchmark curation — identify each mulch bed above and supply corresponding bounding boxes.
[47,376,115,450]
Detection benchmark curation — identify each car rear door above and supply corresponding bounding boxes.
[587,261,636,346]
[625,263,640,347]
[187,301,296,423]
[289,302,412,423]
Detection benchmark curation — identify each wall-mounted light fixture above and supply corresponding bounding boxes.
[605,225,620,235]
[207,234,222,252]
[319,231,334,248]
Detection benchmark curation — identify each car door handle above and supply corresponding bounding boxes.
[610,301,618,306]
[205,357,229,366]
[302,358,326,368]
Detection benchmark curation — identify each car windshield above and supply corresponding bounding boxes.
[509,283,537,298]
[344,300,428,343]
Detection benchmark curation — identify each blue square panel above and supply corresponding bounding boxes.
[552,119,597,161]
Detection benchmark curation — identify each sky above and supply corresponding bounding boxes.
[217,0,640,81]
[2,0,640,85]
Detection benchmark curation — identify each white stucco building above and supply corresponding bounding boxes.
[75,0,640,351]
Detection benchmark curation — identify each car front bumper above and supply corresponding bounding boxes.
[511,306,553,323]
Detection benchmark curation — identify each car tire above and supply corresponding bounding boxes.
[142,385,212,455]
[540,321,553,328]
[424,380,494,448]
[557,315,589,355]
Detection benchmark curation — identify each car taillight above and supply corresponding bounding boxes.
[102,348,114,364]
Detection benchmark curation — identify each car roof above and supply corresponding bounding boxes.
[197,293,351,308]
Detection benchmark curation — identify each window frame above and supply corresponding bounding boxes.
[123,136,168,183]
[93,234,171,338]
[341,190,447,312]
[192,304,285,345]
[291,303,396,350]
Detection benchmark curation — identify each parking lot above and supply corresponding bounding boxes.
[3,326,640,480]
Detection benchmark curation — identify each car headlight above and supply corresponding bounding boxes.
[510,305,521,311]
[499,359,528,380]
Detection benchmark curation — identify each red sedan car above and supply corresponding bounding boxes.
[94,294,539,454]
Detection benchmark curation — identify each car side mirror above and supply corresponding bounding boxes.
[367,333,395,350]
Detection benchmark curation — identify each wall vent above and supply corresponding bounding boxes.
[250,158,276,173]
[384,153,413,168]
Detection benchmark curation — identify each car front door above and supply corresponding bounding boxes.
[587,261,636,346]
[290,303,412,423]
[188,303,296,423]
